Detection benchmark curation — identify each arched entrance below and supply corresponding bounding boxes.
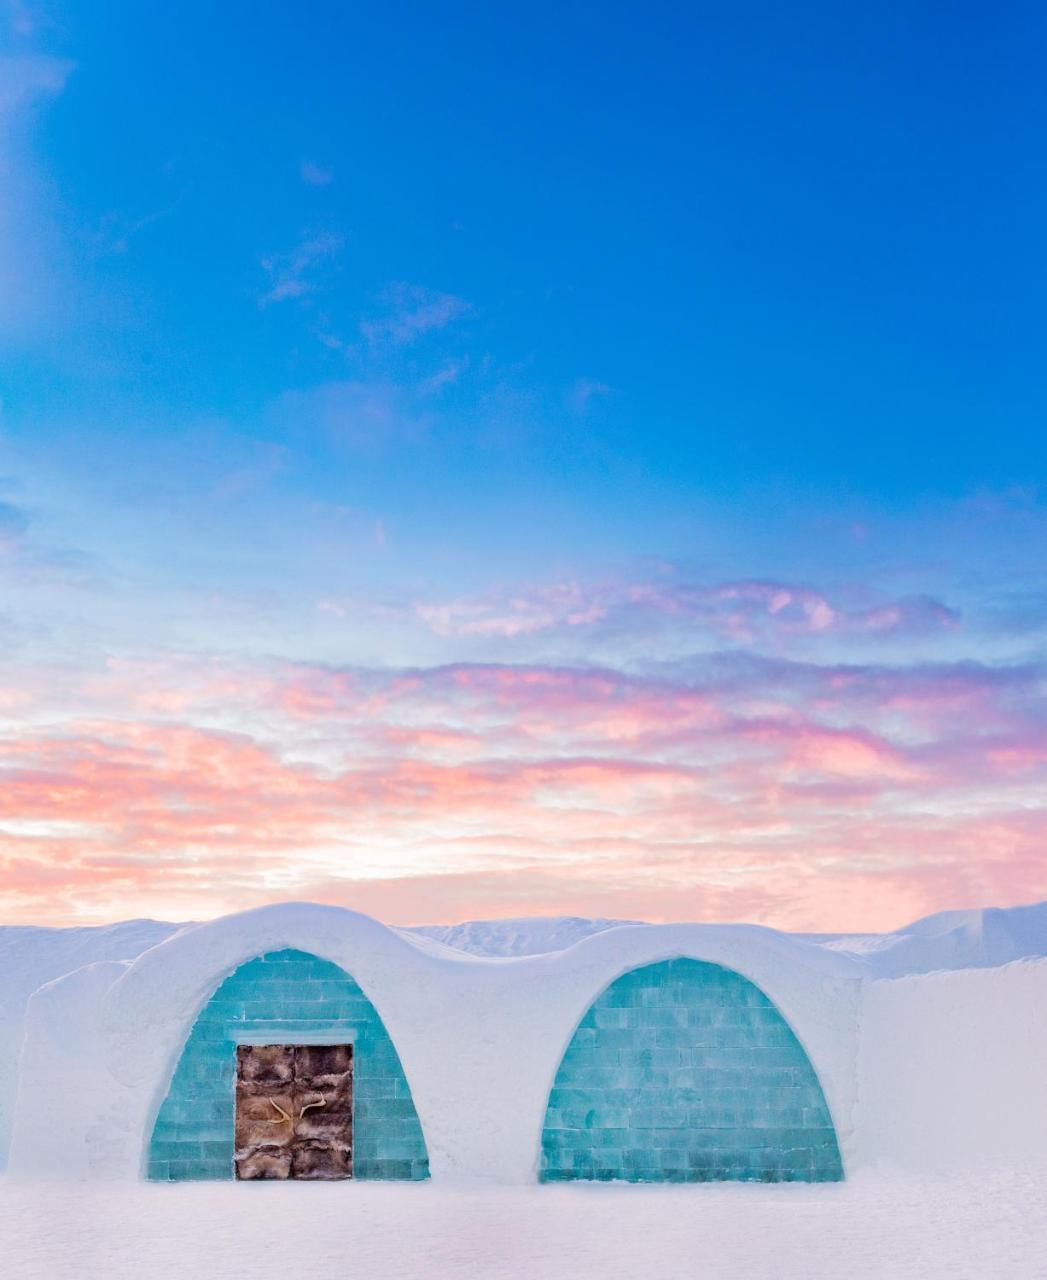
[540,957,842,1182]
[146,948,428,1181]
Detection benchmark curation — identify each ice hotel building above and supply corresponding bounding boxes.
[4,902,1043,1183]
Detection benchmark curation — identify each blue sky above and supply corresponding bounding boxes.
[0,1,1045,926]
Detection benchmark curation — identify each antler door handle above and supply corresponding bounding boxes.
[266,1097,292,1124]
[299,1093,327,1120]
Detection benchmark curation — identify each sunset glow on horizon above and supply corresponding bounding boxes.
[1,3,1044,929]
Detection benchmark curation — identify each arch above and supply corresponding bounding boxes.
[539,957,843,1182]
[146,948,429,1181]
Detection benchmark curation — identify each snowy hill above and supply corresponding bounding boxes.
[0,900,1044,978]
[802,900,1047,978]
[408,915,635,957]
[410,902,1047,973]
[408,903,1047,973]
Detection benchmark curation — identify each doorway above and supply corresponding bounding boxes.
[234,1043,353,1180]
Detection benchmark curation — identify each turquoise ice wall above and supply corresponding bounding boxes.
[540,958,843,1182]
[147,949,429,1181]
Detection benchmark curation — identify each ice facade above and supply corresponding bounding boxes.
[146,948,429,1181]
[5,905,869,1183]
[540,958,843,1182]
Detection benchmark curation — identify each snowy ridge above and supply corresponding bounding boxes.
[408,902,1047,973]
[2,899,1043,971]
[801,899,1047,978]
[407,915,637,957]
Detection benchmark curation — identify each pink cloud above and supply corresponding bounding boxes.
[0,645,1042,928]
[411,574,960,645]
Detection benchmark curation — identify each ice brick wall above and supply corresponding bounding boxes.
[540,958,843,1182]
[147,949,429,1181]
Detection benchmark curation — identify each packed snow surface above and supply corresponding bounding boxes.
[3,1174,1045,1280]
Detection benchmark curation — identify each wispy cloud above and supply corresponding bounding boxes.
[0,499,29,552]
[0,495,99,587]
[88,207,167,257]
[0,52,75,334]
[5,0,36,37]
[299,158,333,186]
[267,378,434,450]
[419,358,467,396]
[412,573,961,644]
[568,377,611,414]
[0,52,73,113]
[360,282,470,347]
[259,231,342,305]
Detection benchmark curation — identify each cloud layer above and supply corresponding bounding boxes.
[0,645,1042,928]
[413,576,961,644]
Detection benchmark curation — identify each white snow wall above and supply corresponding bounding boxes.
[0,920,179,1170]
[855,959,1047,1170]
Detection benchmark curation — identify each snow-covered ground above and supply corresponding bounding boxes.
[4,1172,1045,1279]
